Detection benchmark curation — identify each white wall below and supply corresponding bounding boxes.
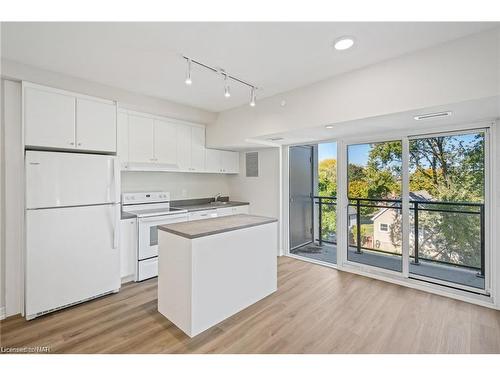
[0,74,5,318]
[228,148,281,253]
[122,172,230,201]
[1,59,216,125]
[1,79,23,318]
[495,120,500,308]
[0,61,216,318]
[208,28,500,148]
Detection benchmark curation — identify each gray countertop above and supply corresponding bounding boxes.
[158,214,277,239]
[171,201,249,212]
[121,211,137,220]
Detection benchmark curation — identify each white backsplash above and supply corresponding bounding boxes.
[121,171,230,200]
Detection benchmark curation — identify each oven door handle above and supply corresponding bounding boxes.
[138,214,188,224]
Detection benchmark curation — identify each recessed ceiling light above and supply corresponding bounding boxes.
[414,111,452,121]
[325,125,334,129]
[334,37,355,51]
[267,137,284,141]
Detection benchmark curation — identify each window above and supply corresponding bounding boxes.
[379,223,389,232]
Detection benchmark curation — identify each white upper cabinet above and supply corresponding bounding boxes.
[205,149,240,174]
[24,86,76,149]
[154,120,177,165]
[221,150,239,174]
[191,126,206,171]
[76,98,116,152]
[117,109,239,174]
[205,148,222,172]
[23,83,117,153]
[128,114,154,163]
[117,111,129,164]
[176,125,192,170]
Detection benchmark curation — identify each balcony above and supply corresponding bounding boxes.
[291,196,485,290]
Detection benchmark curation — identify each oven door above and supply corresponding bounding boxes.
[138,214,188,260]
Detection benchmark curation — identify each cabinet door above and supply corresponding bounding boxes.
[222,151,240,173]
[188,210,218,221]
[231,205,249,215]
[24,87,76,149]
[76,98,116,152]
[216,207,234,217]
[128,115,154,163]
[191,126,206,171]
[205,149,222,173]
[120,218,137,280]
[117,112,129,164]
[154,120,177,166]
[176,125,192,170]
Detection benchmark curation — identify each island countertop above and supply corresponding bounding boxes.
[158,214,277,239]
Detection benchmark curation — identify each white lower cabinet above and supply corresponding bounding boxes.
[188,205,249,221]
[120,218,137,281]
[188,210,219,221]
[217,205,249,217]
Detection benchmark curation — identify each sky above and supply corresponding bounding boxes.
[318,142,371,165]
[318,133,482,167]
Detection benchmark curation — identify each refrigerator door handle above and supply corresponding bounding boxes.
[106,159,112,202]
[113,204,120,249]
[111,157,120,203]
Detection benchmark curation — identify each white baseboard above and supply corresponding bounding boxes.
[121,275,135,284]
[0,306,6,320]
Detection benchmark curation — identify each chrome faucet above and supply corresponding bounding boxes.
[214,193,222,202]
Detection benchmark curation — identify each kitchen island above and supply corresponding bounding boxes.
[157,214,278,337]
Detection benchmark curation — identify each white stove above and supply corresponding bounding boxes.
[122,192,188,281]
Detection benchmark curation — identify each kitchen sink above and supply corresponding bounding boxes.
[210,201,229,206]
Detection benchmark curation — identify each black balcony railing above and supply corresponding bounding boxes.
[314,196,485,276]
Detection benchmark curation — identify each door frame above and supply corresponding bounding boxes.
[282,119,497,309]
[288,145,314,251]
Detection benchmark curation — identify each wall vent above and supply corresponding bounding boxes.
[414,111,452,121]
[245,152,259,177]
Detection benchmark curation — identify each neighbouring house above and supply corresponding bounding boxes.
[371,191,433,253]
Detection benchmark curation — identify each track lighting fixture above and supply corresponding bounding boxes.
[249,87,256,107]
[224,74,231,98]
[182,56,258,106]
[185,58,192,85]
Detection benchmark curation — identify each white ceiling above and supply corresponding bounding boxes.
[249,96,500,147]
[1,22,498,112]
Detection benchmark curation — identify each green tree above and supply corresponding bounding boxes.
[318,158,337,239]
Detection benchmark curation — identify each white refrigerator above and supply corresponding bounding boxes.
[25,150,121,319]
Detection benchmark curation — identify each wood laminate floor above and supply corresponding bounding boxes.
[1,257,500,354]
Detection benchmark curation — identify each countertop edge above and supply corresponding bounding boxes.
[172,201,250,213]
[159,215,277,239]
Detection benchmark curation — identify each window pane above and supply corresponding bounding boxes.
[347,141,402,272]
[409,132,485,290]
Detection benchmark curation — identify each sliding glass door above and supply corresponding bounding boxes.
[344,129,488,294]
[408,131,486,291]
[347,141,402,272]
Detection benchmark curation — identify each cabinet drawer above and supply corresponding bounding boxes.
[231,205,249,215]
[138,258,158,281]
[188,210,218,221]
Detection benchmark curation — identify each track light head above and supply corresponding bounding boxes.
[224,74,231,98]
[185,58,192,85]
[249,87,256,107]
